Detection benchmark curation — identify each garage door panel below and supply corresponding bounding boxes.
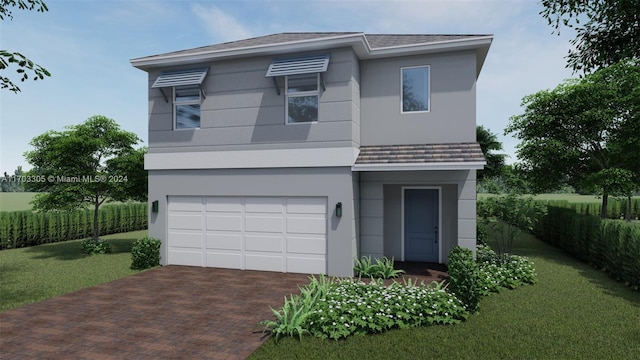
[168,196,326,274]
[287,198,327,214]
[287,236,326,255]
[169,215,204,230]
[207,215,242,232]
[206,197,242,212]
[287,216,326,235]
[168,197,202,211]
[245,235,283,252]
[206,233,242,251]
[245,254,284,272]
[245,197,283,213]
[168,231,203,249]
[245,215,284,233]
[287,256,325,274]
[169,250,204,267]
[206,252,242,269]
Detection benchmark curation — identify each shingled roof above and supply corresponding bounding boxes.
[355,143,486,165]
[131,32,492,66]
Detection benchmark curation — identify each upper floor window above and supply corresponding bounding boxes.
[266,54,329,124]
[174,86,201,129]
[286,73,319,123]
[151,67,208,130]
[401,66,430,113]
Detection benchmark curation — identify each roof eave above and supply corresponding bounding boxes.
[130,34,493,72]
[364,36,493,76]
[352,161,487,172]
[130,33,369,70]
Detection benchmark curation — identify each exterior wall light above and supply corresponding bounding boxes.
[336,202,342,217]
[152,200,159,213]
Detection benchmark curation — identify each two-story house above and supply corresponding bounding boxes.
[130,32,491,277]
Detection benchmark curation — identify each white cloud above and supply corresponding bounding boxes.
[192,4,253,42]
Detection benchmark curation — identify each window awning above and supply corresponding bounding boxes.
[266,54,329,95]
[266,54,330,77]
[152,67,208,102]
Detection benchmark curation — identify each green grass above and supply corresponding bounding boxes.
[0,192,38,212]
[0,230,147,312]
[250,232,640,359]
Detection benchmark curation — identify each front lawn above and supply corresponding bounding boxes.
[250,231,640,359]
[0,230,148,312]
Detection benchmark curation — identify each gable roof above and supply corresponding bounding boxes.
[131,32,492,73]
[352,143,486,171]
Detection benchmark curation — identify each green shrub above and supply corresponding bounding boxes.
[353,256,405,279]
[477,223,488,246]
[130,237,161,270]
[533,206,640,289]
[447,246,481,313]
[262,276,467,340]
[0,203,148,250]
[80,238,112,255]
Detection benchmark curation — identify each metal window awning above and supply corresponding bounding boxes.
[152,67,208,102]
[266,54,330,95]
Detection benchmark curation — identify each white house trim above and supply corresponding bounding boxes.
[145,147,360,170]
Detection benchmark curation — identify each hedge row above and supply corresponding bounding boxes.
[545,198,640,220]
[532,206,640,288]
[0,203,147,250]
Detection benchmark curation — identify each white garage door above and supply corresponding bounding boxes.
[167,196,327,274]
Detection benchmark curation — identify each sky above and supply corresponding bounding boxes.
[0,0,577,173]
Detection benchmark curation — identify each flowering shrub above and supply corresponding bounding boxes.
[476,244,537,295]
[262,276,466,340]
[305,279,466,339]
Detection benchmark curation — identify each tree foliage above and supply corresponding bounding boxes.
[540,0,640,73]
[476,125,506,182]
[0,0,51,93]
[1,166,25,192]
[24,115,147,241]
[506,60,640,218]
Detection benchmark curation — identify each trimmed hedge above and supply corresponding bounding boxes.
[532,206,640,288]
[544,198,640,220]
[0,203,147,250]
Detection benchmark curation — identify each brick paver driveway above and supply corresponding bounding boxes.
[0,266,311,359]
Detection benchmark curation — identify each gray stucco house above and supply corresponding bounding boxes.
[130,32,491,277]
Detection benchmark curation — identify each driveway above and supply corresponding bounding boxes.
[0,266,311,359]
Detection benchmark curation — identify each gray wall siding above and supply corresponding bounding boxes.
[360,51,477,145]
[148,167,357,276]
[359,170,476,263]
[147,48,360,153]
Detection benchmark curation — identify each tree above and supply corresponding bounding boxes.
[1,0,51,93]
[506,60,640,218]
[1,165,25,192]
[476,125,506,182]
[540,0,640,73]
[24,115,146,241]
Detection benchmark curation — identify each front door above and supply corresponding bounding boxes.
[404,188,439,262]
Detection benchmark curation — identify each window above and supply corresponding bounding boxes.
[285,73,319,123]
[174,86,201,129]
[401,66,430,113]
